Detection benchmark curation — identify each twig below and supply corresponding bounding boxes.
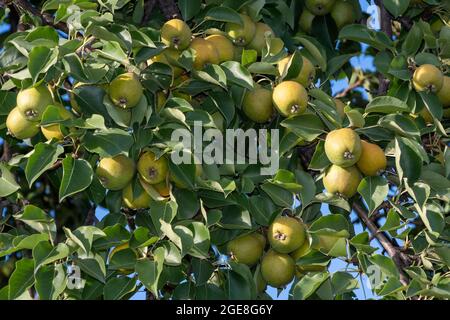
[353,202,411,286]
[334,76,365,98]
[1,140,12,162]
[374,0,392,95]
[83,205,97,225]
[12,0,69,33]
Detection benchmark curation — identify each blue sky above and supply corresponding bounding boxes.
[0,0,384,300]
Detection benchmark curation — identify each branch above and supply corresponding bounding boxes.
[374,0,392,95]
[12,0,69,33]
[1,140,12,162]
[157,0,181,20]
[353,202,411,286]
[83,205,97,226]
[334,76,365,98]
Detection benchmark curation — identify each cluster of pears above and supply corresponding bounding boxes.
[412,64,450,122]
[298,0,357,34]
[95,149,170,210]
[323,127,387,199]
[154,15,317,123]
[227,215,322,289]
[6,85,73,141]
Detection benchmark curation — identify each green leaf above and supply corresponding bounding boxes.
[35,264,66,300]
[136,247,166,297]
[292,272,329,300]
[331,272,359,295]
[395,137,423,183]
[103,276,136,300]
[83,128,134,158]
[357,176,389,214]
[383,0,410,18]
[25,143,64,187]
[365,96,409,114]
[0,163,20,197]
[221,61,254,90]
[292,36,327,71]
[281,113,325,141]
[74,255,106,283]
[402,23,423,56]
[205,6,242,24]
[33,241,70,271]
[249,194,276,226]
[178,0,201,20]
[261,182,294,208]
[220,205,252,229]
[150,200,178,237]
[59,156,93,202]
[160,221,194,257]
[8,259,35,300]
[14,205,56,238]
[339,24,393,51]
[28,46,58,83]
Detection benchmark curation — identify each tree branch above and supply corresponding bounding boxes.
[334,76,365,98]
[374,0,392,95]
[12,0,69,33]
[1,140,12,162]
[353,202,411,286]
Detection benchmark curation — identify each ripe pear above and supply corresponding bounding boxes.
[437,76,450,107]
[412,64,444,93]
[246,22,275,54]
[272,81,308,117]
[227,233,265,266]
[41,104,73,141]
[16,85,53,122]
[331,0,356,29]
[277,55,316,87]
[242,87,274,123]
[96,154,136,190]
[150,48,184,78]
[205,34,234,62]
[268,216,306,253]
[252,232,267,249]
[109,72,143,109]
[333,98,346,118]
[6,107,39,140]
[298,8,315,34]
[122,183,152,209]
[160,19,192,50]
[137,151,169,185]
[189,38,220,70]
[323,165,362,198]
[356,140,387,176]
[324,128,362,167]
[260,250,295,288]
[225,14,256,47]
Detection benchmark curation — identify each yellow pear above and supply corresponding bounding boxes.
[189,38,220,70]
[304,0,336,16]
[160,19,192,50]
[137,151,169,185]
[41,104,73,141]
[205,34,234,62]
[356,140,387,176]
[278,55,316,87]
[227,233,265,266]
[272,81,308,117]
[298,8,315,34]
[225,14,256,46]
[324,128,362,167]
[96,154,136,190]
[242,86,274,123]
[246,22,275,54]
[323,165,362,198]
[122,183,152,209]
[109,72,143,109]
[6,107,39,140]
[268,216,306,253]
[16,85,53,122]
[260,250,295,288]
[412,64,444,93]
[437,76,450,107]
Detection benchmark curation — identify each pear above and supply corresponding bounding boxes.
[16,85,53,122]
[96,154,136,190]
[6,107,40,140]
[109,72,143,109]
[161,19,192,50]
